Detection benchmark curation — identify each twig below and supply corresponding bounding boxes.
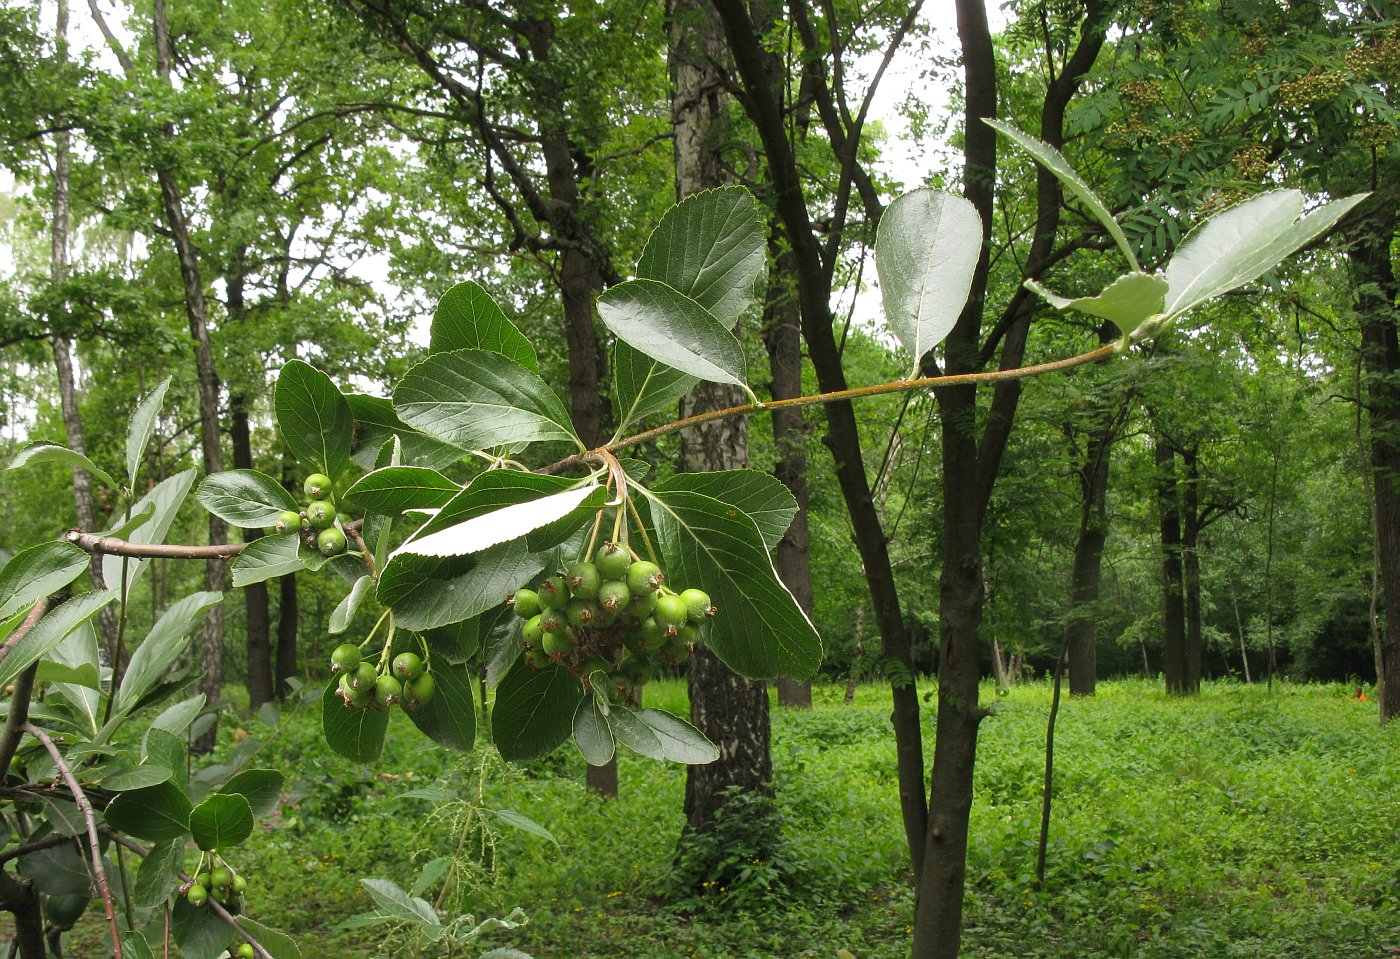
[64,530,245,559]
[0,597,51,669]
[0,832,73,866]
[22,723,123,959]
[107,834,275,959]
[0,599,51,780]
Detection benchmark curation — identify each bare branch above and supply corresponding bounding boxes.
[64,530,246,560]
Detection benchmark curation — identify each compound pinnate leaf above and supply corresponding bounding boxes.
[875,189,983,375]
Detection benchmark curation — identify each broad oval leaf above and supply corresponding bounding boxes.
[0,542,88,621]
[393,350,581,452]
[596,279,748,389]
[275,361,354,479]
[403,657,476,751]
[172,894,236,959]
[654,470,797,553]
[196,470,298,529]
[343,466,460,514]
[572,697,615,766]
[431,280,539,371]
[7,442,121,491]
[133,838,183,908]
[636,186,765,326]
[101,764,174,791]
[1162,190,1368,324]
[189,793,254,852]
[236,918,302,959]
[491,662,584,761]
[639,487,821,680]
[321,682,389,763]
[1024,271,1168,338]
[346,393,463,472]
[218,768,285,819]
[612,339,699,431]
[635,708,720,764]
[126,376,172,488]
[875,189,983,375]
[607,706,665,760]
[103,781,192,843]
[230,535,303,588]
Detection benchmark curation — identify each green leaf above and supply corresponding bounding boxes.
[411,858,452,897]
[360,877,441,930]
[236,918,302,959]
[143,728,188,788]
[346,393,463,472]
[45,622,100,733]
[1025,271,1168,339]
[101,764,174,791]
[611,340,699,432]
[634,708,719,764]
[103,469,196,602]
[103,781,192,843]
[430,280,539,371]
[172,895,236,959]
[608,706,665,759]
[403,658,476,751]
[491,662,584,761]
[133,838,183,908]
[126,376,172,488]
[189,793,254,851]
[654,470,797,553]
[572,697,614,766]
[378,542,544,632]
[596,279,748,390]
[7,442,120,491]
[121,929,156,959]
[485,808,559,847]
[639,488,821,680]
[329,576,372,635]
[875,189,983,375]
[0,590,116,690]
[1161,190,1368,326]
[395,483,604,559]
[636,186,765,326]
[0,542,88,621]
[984,118,1140,270]
[275,360,354,479]
[393,350,582,452]
[321,682,388,763]
[196,470,298,529]
[219,768,285,819]
[19,839,91,896]
[230,536,303,588]
[117,591,222,712]
[150,695,205,737]
[343,466,460,514]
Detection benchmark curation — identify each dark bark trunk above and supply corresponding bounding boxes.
[232,394,273,709]
[683,644,772,830]
[1156,436,1188,694]
[1182,446,1203,693]
[765,245,814,710]
[277,457,301,698]
[152,0,226,749]
[0,869,45,959]
[1349,183,1400,722]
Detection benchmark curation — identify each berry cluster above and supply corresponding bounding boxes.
[511,542,714,706]
[274,472,355,557]
[183,858,247,914]
[330,643,435,711]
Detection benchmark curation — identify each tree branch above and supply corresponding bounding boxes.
[22,723,123,959]
[64,531,246,559]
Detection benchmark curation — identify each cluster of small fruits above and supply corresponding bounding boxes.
[330,642,436,711]
[511,542,714,706]
[272,472,356,557]
[182,858,248,915]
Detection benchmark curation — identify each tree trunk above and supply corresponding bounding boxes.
[154,0,227,750]
[231,394,274,709]
[1182,446,1203,693]
[765,245,814,710]
[1064,353,1116,697]
[1156,436,1188,694]
[1349,184,1400,722]
[276,571,300,697]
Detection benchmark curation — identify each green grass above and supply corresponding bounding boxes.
[81,678,1400,958]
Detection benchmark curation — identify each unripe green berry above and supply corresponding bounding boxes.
[404,672,435,708]
[537,575,570,609]
[274,510,302,534]
[626,561,664,596]
[340,675,373,707]
[304,473,333,500]
[655,593,688,629]
[195,872,211,888]
[565,561,602,599]
[597,579,631,613]
[595,542,632,580]
[392,652,424,681]
[349,662,377,692]
[539,606,569,635]
[522,614,545,647]
[238,944,256,959]
[317,527,348,556]
[186,884,208,907]
[626,589,658,620]
[541,630,572,656]
[374,674,402,708]
[231,874,247,895]
[679,588,714,623]
[524,647,551,669]
[566,598,598,629]
[211,866,232,889]
[620,653,653,686]
[305,499,336,529]
[512,589,542,619]
[580,657,610,683]
[628,616,665,653]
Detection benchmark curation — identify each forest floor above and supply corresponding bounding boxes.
[74,678,1400,958]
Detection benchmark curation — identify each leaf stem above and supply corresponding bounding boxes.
[625,495,659,565]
